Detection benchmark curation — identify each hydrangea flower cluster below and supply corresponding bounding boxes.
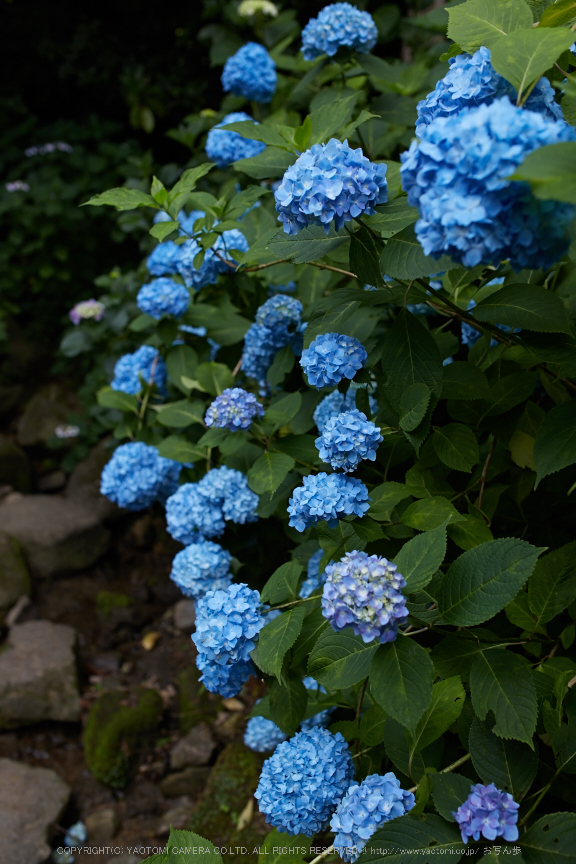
[301,333,367,388]
[316,408,382,473]
[401,97,576,270]
[169,540,233,601]
[244,714,288,753]
[205,387,264,430]
[331,773,415,862]
[146,240,181,276]
[176,229,249,291]
[110,345,168,396]
[275,139,387,235]
[299,549,325,599]
[192,583,266,697]
[314,386,378,433]
[453,783,519,844]
[166,466,258,545]
[136,277,190,320]
[301,3,378,61]
[205,112,266,168]
[288,473,370,532]
[242,294,303,381]
[416,47,563,138]
[255,727,354,836]
[100,442,182,511]
[69,299,105,325]
[322,551,408,643]
[222,43,277,103]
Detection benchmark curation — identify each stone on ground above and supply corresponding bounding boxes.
[84,806,120,843]
[155,796,196,836]
[0,435,31,492]
[173,599,196,632]
[170,722,216,770]
[16,389,69,447]
[0,533,30,609]
[66,440,121,521]
[160,766,212,798]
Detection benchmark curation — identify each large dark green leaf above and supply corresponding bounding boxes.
[349,224,384,288]
[165,827,222,864]
[520,812,576,862]
[258,830,311,864]
[473,284,571,334]
[399,383,431,432]
[528,542,576,624]
[491,27,575,98]
[380,223,454,280]
[433,424,479,472]
[362,814,463,864]
[401,497,462,531]
[267,226,348,264]
[540,0,576,26]
[166,344,199,394]
[269,672,307,735]
[441,362,490,400]
[234,147,296,179]
[260,561,303,605]
[470,650,537,743]
[432,773,474,822]
[156,435,208,464]
[371,638,434,733]
[156,399,205,428]
[195,362,234,396]
[469,717,538,799]
[534,400,576,485]
[220,119,291,149]
[409,677,466,753]
[447,0,534,52]
[247,452,295,495]
[308,94,357,145]
[369,482,413,521]
[82,187,157,211]
[257,606,307,679]
[97,387,139,414]
[394,523,447,592]
[381,309,443,415]
[308,628,378,688]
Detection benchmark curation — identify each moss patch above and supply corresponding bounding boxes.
[83,686,162,788]
[95,590,133,618]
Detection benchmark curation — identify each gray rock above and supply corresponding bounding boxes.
[85,806,120,843]
[0,533,30,609]
[170,723,216,770]
[65,440,121,521]
[173,599,196,633]
[160,766,211,799]
[0,436,31,492]
[0,493,109,577]
[17,391,69,447]
[155,796,195,836]
[0,620,81,728]
[37,470,66,492]
[0,757,70,864]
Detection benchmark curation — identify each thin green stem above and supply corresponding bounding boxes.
[269,593,323,611]
[407,752,472,794]
[520,769,561,826]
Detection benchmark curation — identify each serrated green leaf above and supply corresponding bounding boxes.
[410,676,466,754]
[362,814,463,864]
[394,523,447,592]
[371,638,434,733]
[447,515,493,551]
[432,773,474,822]
[366,198,419,234]
[166,163,215,213]
[534,399,576,485]
[359,704,388,746]
[194,362,234,396]
[267,226,348,264]
[491,27,575,97]
[470,650,537,743]
[551,716,576,774]
[166,827,222,864]
[308,94,357,145]
[258,830,312,864]
[247,452,295,495]
[433,423,479,473]
[441,362,490,400]
[369,482,413,521]
[97,387,139,414]
[447,0,534,52]
[520,812,576,863]
[430,635,496,679]
[156,399,206,428]
[166,344,199,395]
[234,147,297,179]
[156,435,208,464]
[82,187,157,211]
[474,284,571,334]
[308,628,378,688]
[267,345,295,387]
[380,223,454,280]
[399,383,431,432]
[220,119,291,150]
[269,672,308,735]
[349,224,384,288]
[149,220,179,241]
[381,309,443,416]
[258,606,307,679]
[401,496,462,531]
[261,561,304,606]
[291,607,330,667]
[469,717,538,799]
[528,542,576,624]
[264,392,302,430]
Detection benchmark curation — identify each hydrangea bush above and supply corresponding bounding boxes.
[84,1,576,860]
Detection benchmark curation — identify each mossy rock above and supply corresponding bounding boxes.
[83,686,163,789]
[178,666,221,733]
[188,741,267,864]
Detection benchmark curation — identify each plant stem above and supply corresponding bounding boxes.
[269,593,323,611]
[477,437,496,510]
[137,354,159,431]
[356,678,368,722]
[520,769,561,826]
[407,752,472,793]
[308,846,335,864]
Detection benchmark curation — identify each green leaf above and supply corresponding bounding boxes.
[267,226,348,264]
[470,650,537,743]
[380,223,454,280]
[513,141,576,203]
[194,362,234,396]
[129,313,155,332]
[469,717,538,799]
[166,344,198,395]
[149,220,179,241]
[257,606,307,679]
[366,198,419,234]
[431,635,494,679]
[362,814,463,864]
[220,119,291,150]
[551,716,576,774]
[258,830,312,864]
[473,284,571,334]
[381,309,443,415]
[528,542,576,624]
[166,163,215,213]
[441,362,490,400]
[156,399,206,428]
[433,423,479,473]
[491,27,575,98]
[308,94,357,145]
[371,638,434,733]
[291,607,330,667]
[534,399,576,485]
[198,427,229,448]
[359,704,388,746]
[224,186,271,221]
[410,677,466,753]
[264,392,302,430]
[436,538,544,626]
[432,773,474,822]
[401,497,462,531]
[540,0,576,26]
[447,515,493,551]
[520,813,576,863]
[97,387,139,414]
[349,224,384,288]
[156,435,208,464]
[247,452,295,495]
[399,383,431,432]
[267,345,295,387]
[394,524,447,593]
[82,187,157,211]
[447,0,534,52]
[165,827,222,864]
[369,482,413,521]
[308,628,378,689]
[261,561,304,605]
[317,521,364,567]
[234,147,297,179]
[269,672,307,735]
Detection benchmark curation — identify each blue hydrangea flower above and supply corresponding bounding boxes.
[453,783,519,844]
[301,333,367,388]
[314,386,378,433]
[156,459,184,505]
[256,295,303,330]
[170,541,233,600]
[205,387,264,430]
[275,139,388,235]
[416,47,563,137]
[255,727,355,836]
[331,773,415,862]
[302,3,378,61]
[136,277,190,320]
[242,294,303,381]
[100,442,182,512]
[316,408,382,473]
[206,112,266,167]
[299,549,326,599]
[322,551,408,643]
[401,97,576,270]
[222,43,277,103]
[301,676,335,731]
[146,241,181,276]
[110,345,168,396]
[244,713,288,753]
[176,229,249,290]
[199,466,259,524]
[64,822,88,848]
[196,653,255,699]
[288,472,370,532]
[269,281,297,295]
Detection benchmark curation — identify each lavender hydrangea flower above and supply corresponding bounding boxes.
[275,139,387,235]
[222,43,277,103]
[314,386,378,433]
[322,551,408,643]
[146,241,181,276]
[242,294,303,382]
[69,299,105,325]
[100,442,182,511]
[136,277,190,320]
[288,472,370,532]
[401,97,576,270]
[206,112,266,167]
[302,3,378,61]
[299,549,326,599]
[110,345,167,396]
[416,47,563,137]
[244,714,288,753]
[453,783,519,844]
[316,408,382,473]
[205,387,264,430]
[169,541,233,600]
[255,727,354,836]
[331,773,415,862]
[301,333,367,388]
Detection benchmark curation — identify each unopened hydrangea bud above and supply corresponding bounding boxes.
[300,333,367,389]
[206,112,266,168]
[288,472,370,532]
[205,387,264,430]
[453,783,519,844]
[322,551,408,643]
[302,3,378,61]
[69,299,105,325]
[222,43,277,103]
[316,408,382,473]
[136,277,190,320]
[169,541,233,600]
